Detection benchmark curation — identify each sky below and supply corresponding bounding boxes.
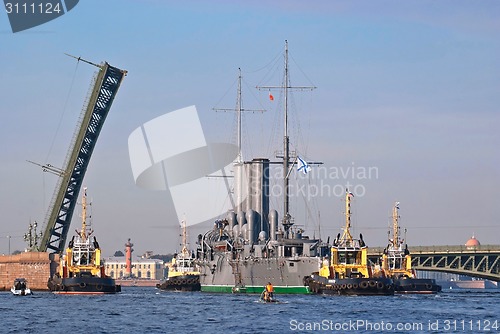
[1,0,499,256]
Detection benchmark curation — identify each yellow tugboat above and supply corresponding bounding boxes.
[156,220,200,292]
[381,202,441,294]
[307,189,394,295]
[47,187,121,294]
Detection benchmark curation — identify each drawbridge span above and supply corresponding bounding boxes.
[368,245,500,282]
[40,61,127,254]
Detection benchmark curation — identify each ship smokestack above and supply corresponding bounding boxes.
[227,211,236,231]
[269,210,278,241]
[247,158,270,235]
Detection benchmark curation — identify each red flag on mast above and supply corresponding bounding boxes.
[269,92,274,101]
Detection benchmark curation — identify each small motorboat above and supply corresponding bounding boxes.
[11,278,33,296]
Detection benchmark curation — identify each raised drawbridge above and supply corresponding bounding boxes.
[39,58,127,254]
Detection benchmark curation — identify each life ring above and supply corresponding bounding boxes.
[425,283,433,290]
[377,282,385,290]
[360,281,369,289]
[79,282,86,288]
[347,284,353,289]
[96,285,103,291]
[369,280,377,288]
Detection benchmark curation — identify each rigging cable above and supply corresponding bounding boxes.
[44,60,80,163]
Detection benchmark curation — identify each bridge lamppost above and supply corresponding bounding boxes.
[24,222,42,251]
[7,235,11,255]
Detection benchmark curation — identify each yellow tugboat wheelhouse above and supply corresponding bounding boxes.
[47,187,121,294]
[306,189,394,296]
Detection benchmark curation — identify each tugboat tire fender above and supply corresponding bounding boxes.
[96,285,103,291]
[426,283,432,290]
[369,280,377,288]
[411,283,416,290]
[79,282,86,288]
[181,280,187,284]
[347,284,353,290]
[341,284,347,290]
[360,281,369,289]
[377,282,384,290]
[353,283,359,289]
[60,284,65,291]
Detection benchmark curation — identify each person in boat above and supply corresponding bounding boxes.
[171,254,177,271]
[264,282,274,301]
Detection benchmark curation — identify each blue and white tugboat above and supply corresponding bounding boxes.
[381,202,441,294]
[307,190,394,296]
[156,220,201,292]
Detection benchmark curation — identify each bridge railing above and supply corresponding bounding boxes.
[368,245,500,255]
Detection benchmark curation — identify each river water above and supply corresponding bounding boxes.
[2,288,499,333]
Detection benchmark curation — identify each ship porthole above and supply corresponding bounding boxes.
[96,285,103,291]
[80,282,86,288]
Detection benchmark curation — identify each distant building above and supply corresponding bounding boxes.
[104,256,164,280]
[465,235,480,250]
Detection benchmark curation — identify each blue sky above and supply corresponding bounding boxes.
[1,0,499,256]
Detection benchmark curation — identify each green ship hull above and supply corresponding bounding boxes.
[201,285,310,294]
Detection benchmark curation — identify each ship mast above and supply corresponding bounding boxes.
[282,40,292,232]
[391,202,400,248]
[181,220,189,257]
[214,69,264,212]
[340,189,354,243]
[257,40,316,237]
[80,187,88,241]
